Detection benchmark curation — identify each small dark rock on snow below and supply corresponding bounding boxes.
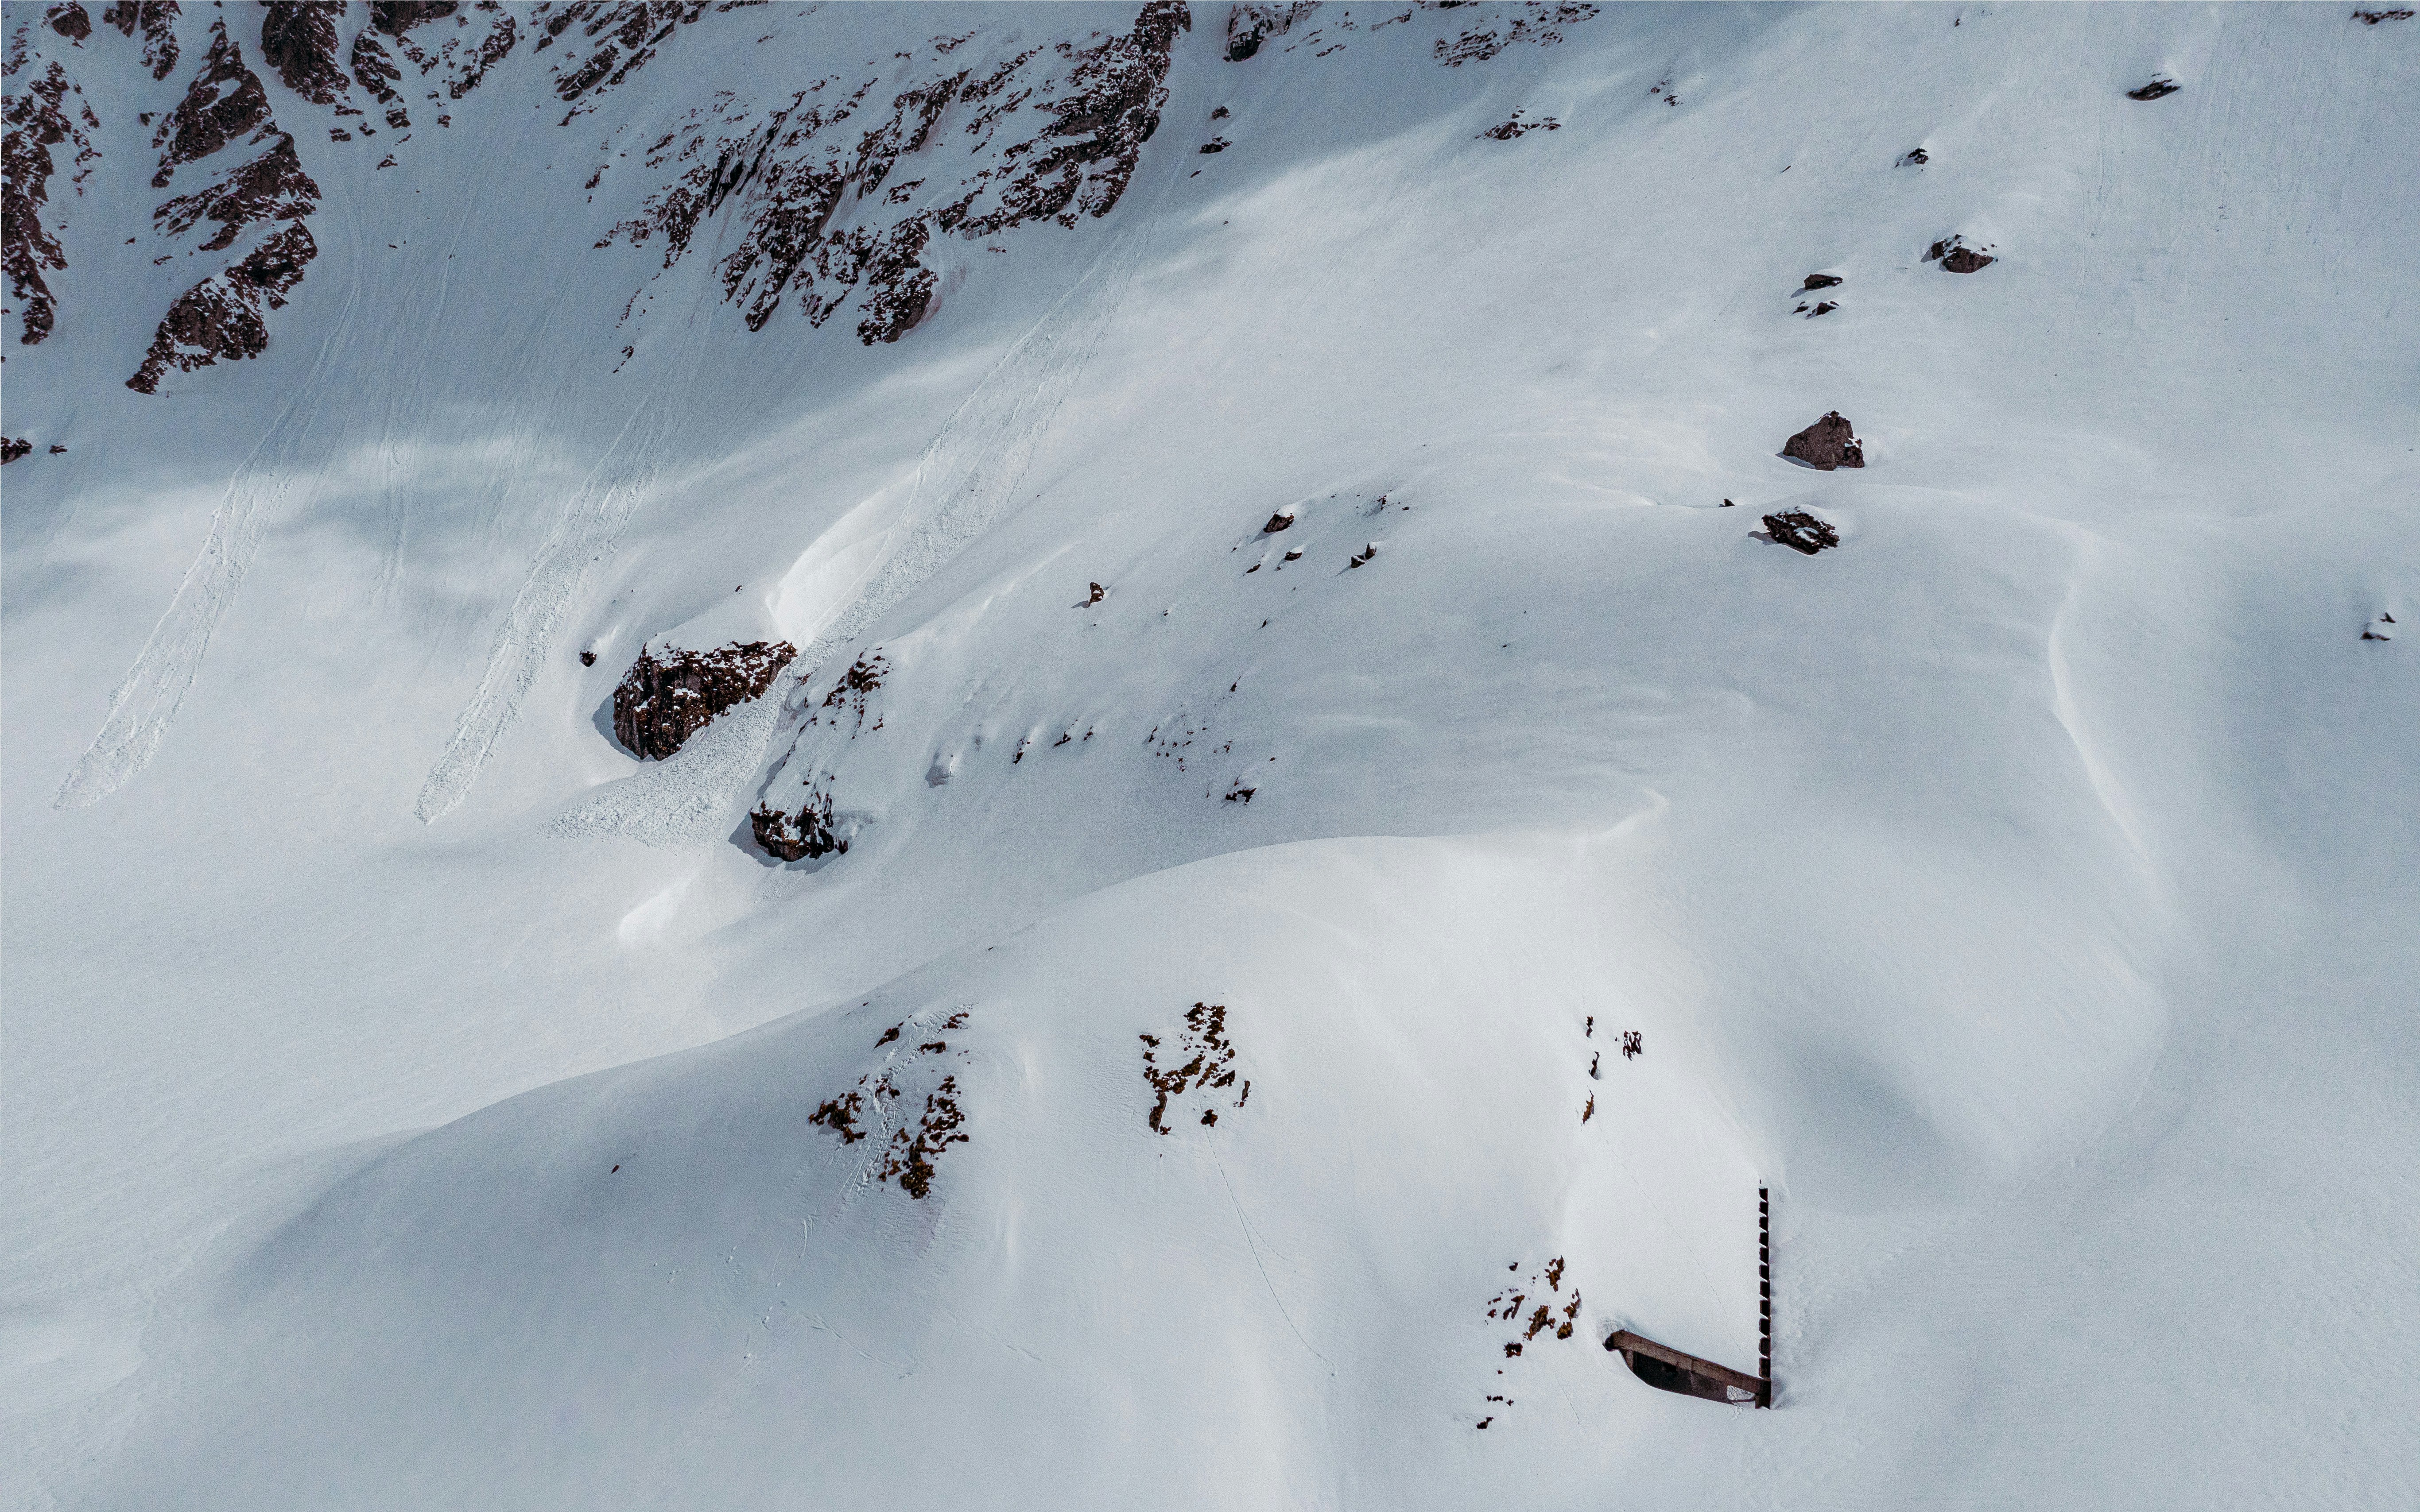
[1261,510,1295,533]
[1762,510,1841,555]
[2128,76,2181,101]
[1925,236,1995,273]
[1801,273,1842,291]
[1781,411,1864,470]
[1897,146,1929,167]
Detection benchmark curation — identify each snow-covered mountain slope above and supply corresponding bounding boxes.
[4,4,2416,1508]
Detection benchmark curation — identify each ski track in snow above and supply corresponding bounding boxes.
[414,399,671,823]
[551,184,1161,846]
[53,277,364,812]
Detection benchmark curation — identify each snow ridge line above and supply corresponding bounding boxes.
[53,276,364,812]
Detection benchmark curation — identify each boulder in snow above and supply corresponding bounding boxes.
[1762,510,1841,555]
[612,639,796,760]
[1781,411,1864,470]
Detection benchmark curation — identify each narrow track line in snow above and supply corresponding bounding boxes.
[53,268,365,812]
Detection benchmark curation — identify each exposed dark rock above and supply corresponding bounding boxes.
[127,221,318,392]
[2354,9,2415,21]
[2,60,83,344]
[1198,136,1228,152]
[1924,235,1994,273]
[579,649,597,666]
[0,437,32,464]
[2127,76,2180,101]
[1261,510,1295,533]
[1896,146,1928,166]
[46,5,92,42]
[1435,3,1600,66]
[1781,411,1864,470]
[1480,111,1559,139]
[101,3,182,81]
[370,2,458,36]
[1762,509,1840,555]
[615,4,1186,345]
[613,639,796,759]
[349,29,402,101]
[259,3,350,105]
[154,133,319,250]
[151,21,275,188]
[1801,272,1841,290]
[751,788,845,861]
[1807,300,1837,317]
[1223,3,1315,61]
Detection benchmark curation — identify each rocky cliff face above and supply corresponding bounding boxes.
[611,638,794,759]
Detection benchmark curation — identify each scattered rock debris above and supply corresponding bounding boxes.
[2127,75,2180,101]
[1140,1002,1249,1134]
[1480,111,1559,139]
[1478,1256,1584,1423]
[1621,1030,1643,1059]
[1925,235,1995,273]
[1762,510,1840,555]
[809,1011,973,1198]
[1435,3,1600,66]
[1781,411,1864,470]
[612,639,796,759]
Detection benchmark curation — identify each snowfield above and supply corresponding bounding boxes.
[4,3,2415,1508]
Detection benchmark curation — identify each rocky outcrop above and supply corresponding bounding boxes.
[1762,509,1840,555]
[1925,235,1994,273]
[258,2,351,106]
[2,57,90,345]
[127,222,317,392]
[602,2,1189,346]
[1223,2,1317,62]
[611,639,796,759]
[750,788,845,862]
[1434,3,1600,66]
[101,2,182,81]
[127,20,322,391]
[1781,411,1864,470]
[0,437,32,464]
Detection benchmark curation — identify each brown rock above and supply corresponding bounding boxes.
[259,3,350,105]
[751,789,845,862]
[613,640,798,760]
[1925,235,1995,273]
[1,438,32,465]
[46,4,92,42]
[1801,273,1842,290]
[1261,510,1295,533]
[1781,411,1864,470]
[1762,510,1840,555]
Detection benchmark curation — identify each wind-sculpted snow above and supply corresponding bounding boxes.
[7,5,2420,1510]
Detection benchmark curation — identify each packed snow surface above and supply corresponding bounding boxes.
[4,3,2415,1508]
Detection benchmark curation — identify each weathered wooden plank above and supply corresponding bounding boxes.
[1604,1330,1767,1399]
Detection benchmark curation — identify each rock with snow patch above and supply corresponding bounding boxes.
[612,640,796,760]
[1781,411,1864,470]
